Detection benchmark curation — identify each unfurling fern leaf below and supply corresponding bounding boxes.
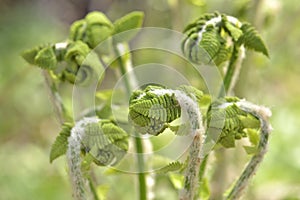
[129,86,181,135]
[21,44,58,70]
[80,120,129,166]
[50,122,73,163]
[206,97,260,148]
[69,11,113,50]
[156,161,185,174]
[129,85,203,136]
[182,12,269,66]
[237,23,269,57]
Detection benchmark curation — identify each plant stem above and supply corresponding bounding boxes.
[135,136,147,200]
[198,155,208,184]
[208,45,245,198]
[225,101,272,200]
[112,42,147,200]
[88,177,100,200]
[180,130,203,200]
[174,90,204,200]
[67,117,100,200]
[220,45,245,96]
[42,70,66,124]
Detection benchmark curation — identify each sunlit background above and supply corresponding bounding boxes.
[0,0,299,199]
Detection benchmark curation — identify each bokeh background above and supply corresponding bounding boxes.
[0,0,299,199]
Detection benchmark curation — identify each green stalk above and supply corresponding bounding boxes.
[112,42,147,200]
[220,45,240,96]
[42,70,66,124]
[88,177,100,200]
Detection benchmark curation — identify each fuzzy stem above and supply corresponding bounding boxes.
[225,101,272,200]
[175,90,204,200]
[112,42,148,200]
[198,155,208,184]
[67,117,100,200]
[180,130,203,200]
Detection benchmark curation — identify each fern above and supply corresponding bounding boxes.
[206,97,260,148]
[129,85,203,135]
[69,11,113,49]
[237,23,269,57]
[156,161,185,174]
[50,122,73,163]
[223,19,243,41]
[129,86,181,135]
[81,120,129,166]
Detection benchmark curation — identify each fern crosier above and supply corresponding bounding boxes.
[66,117,129,200]
[21,40,103,86]
[128,85,203,136]
[206,97,260,148]
[182,12,268,66]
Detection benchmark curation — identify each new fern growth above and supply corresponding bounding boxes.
[21,10,272,200]
[66,117,128,200]
[129,85,203,136]
[129,85,206,200]
[182,12,269,94]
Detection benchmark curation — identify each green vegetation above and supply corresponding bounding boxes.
[1,1,300,200]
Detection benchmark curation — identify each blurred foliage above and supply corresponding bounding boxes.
[1,0,300,199]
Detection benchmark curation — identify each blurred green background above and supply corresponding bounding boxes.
[0,0,299,199]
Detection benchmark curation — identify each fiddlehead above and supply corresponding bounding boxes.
[66,117,128,200]
[224,100,272,200]
[69,11,113,53]
[128,85,203,136]
[129,85,205,200]
[206,97,260,148]
[182,12,269,95]
[182,12,268,66]
[22,40,103,86]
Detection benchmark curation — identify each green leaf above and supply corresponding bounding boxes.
[169,173,184,189]
[49,123,73,163]
[243,145,258,154]
[207,98,248,148]
[85,12,113,49]
[97,184,110,200]
[238,114,260,129]
[238,23,269,57]
[219,134,236,148]
[213,44,232,66]
[34,46,57,70]
[21,45,43,65]
[129,91,181,135]
[64,41,91,65]
[113,11,144,43]
[156,161,184,174]
[244,128,259,146]
[223,20,243,41]
[69,19,86,41]
[81,121,129,166]
[199,178,210,200]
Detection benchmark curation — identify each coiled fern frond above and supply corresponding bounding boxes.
[129,85,203,135]
[182,12,269,66]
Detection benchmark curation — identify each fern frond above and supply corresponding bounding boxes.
[237,23,269,57]
[81,120,129,166]
[156,161,185,174]
[50,122,73,163]
[207,97,260,148]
